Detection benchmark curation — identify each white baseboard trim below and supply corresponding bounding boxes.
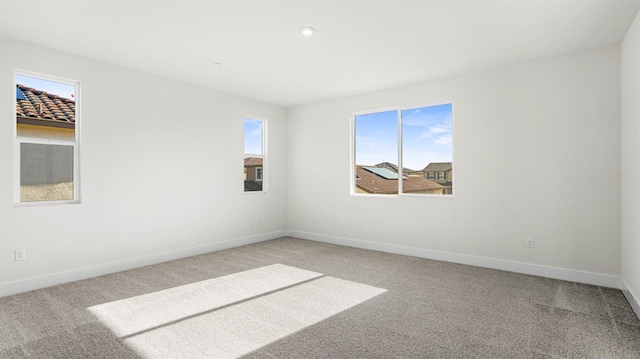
[620,277,640,320]
[286,230,621,289]
[1,229,624,298]
[0,230,287,298]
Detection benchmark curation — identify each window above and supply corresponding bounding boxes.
[353,103,453,196]
[15,72,80,204]
[243,117,266,192]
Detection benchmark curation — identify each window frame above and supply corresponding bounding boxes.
[13,69,81,206]
[243,115,267,194]
[350,101,454,198]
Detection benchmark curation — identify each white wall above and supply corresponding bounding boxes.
[0,37,287,296]
[0,36,628,297]
[621,12,640,315]
[288,46,622,285]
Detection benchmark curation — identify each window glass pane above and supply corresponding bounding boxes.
[20,143,74,202]
[401,103,453,195]
[16,75,76,141]
[354,110,398,195]
[244,159,263,191]
[243,118,262,156]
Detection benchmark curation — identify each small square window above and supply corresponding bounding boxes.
[353,103,453,196]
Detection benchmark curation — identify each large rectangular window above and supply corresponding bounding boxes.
[243,117,266,192]
[15,72,80,204]
[353,103,453,196]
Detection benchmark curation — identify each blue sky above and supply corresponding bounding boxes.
[16,74,76,100]
[244,118,263,156]
[355,103,452,171]
[354,110,398,166]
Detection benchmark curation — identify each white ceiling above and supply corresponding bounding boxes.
[1,1,639,107]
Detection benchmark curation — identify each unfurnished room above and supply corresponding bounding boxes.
[1,0,640,358]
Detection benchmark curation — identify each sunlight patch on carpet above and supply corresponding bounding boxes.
[89,264,386,359]
[88,264,323,337]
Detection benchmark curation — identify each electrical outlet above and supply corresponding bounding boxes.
[526,237,534,248]
[15,249,26,261]
[256,217,262,224]
[313,215,317,224]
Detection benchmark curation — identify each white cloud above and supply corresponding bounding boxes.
[248,128,262,137]
[420,125,449,139]
[435,134,452,146]
[402,118,428,127]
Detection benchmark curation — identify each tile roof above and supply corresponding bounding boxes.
[423,162,452,172]
[355,165,443,194]
[16,84,75,124]
[244,157,263,166]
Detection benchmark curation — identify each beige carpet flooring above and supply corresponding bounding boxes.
[1,237,639,358]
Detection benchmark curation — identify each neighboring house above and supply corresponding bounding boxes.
[374,162,423,177]
[423,162,453,194]
[16,84,76,201]
[355,165,444,194]
[244,157,263,191]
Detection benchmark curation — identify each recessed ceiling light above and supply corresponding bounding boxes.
[300,26,316,37]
